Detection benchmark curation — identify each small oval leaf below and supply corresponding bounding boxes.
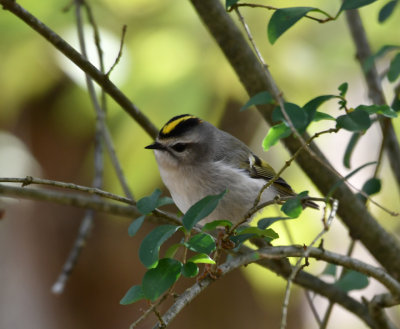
[187,253,216,264]
[343,132,362,169]
[262,123,291,151]
[185,233,216,254]
[120,285,145,305]
[137,189,162,214]
[257,217,293,229]
[139,225,181,268]
[128,215,146,237]
[268,7,317,44]
[241,91,275,111]
[181,262,199,277]
[388,53,400,82]
[142,258,182,301]
[182,190,227,231]
[379,0,398,22]
[202,220,233,231]
[334,270,369,292]
[272,103,309,132]
[281,191,309,218]
[340,0,377,12]
[336,109,371,132]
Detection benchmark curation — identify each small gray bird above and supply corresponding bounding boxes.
[146,114,318,224]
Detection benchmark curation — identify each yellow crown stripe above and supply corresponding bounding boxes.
[161,115,197,135]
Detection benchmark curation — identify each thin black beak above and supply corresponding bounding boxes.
[145,142,165,150]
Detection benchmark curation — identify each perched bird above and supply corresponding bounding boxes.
[146,114,318,224]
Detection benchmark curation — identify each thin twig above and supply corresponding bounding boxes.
[0,183,181,225]
[51,0,107,295]
[0,177,134,204]
[52,209,95,294]
[130,294,169,329]
[304,290,322,326]
[74,0,134,201]
[320,239,356,329]
[82,0,107,111]
[253,128,339,207]
[234,7,311,158]
[232,3,334,23]
[279,200,337,329]
[0,0,158,138]
[106,24,127,77]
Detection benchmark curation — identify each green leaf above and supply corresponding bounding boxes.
[340,0,377,11]
[137,189,162,214]
[237,226,280,240]
[128,215,146,237]
[363,45,400,72]
[313,112,336,122]
[268,7,317,44]
[164,243,183,259]
[181,262,199,278]
[388,53,400,82]
[120,285,145,305]
[139,225,182,268]
[182,190,227,231]
[356,104,398,118]
[327,161,377,199]
[336,109,371,132]
[362,177,382,196]
[241,91,275,111]
[378,0,398,22]
[338,82,349,96]
[202,220,233,231]
[257,217,293,229]
[262,123,291,151]
[392,93,400,112]
[272,103,309,133]
[142,258,182,301]
[230,233,255,247]
[187,253,216,264]
[226,0,240,9]
[322,263,337,277]
[334,270,369,292]
[281,191,309,218]
[185,233,216,254]
[156,196,175,208]
[303,95,337,123]
[343,132,362,169]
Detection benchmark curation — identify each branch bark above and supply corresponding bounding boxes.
[188,0,400,279]
[344,9,400,192]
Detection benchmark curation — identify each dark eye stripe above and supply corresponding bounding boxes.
[171,143,187,152]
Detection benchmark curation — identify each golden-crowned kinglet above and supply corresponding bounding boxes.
[146,114,318,224]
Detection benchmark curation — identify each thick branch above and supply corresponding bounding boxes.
[0,0,158,139]
[344,9,400,191]
[257,246,400,297]
[0,184,180,225]
[189,0,400,279]
[154,247,376,329]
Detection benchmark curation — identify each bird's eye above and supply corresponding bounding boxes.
[171,143,187,152]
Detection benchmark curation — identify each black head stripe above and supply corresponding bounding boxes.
[159,114,202,138]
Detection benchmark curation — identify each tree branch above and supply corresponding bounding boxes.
[0,0,158,139]
[188,0,400,279]
[344,9,400,192]
[0,183,181,226]
[153,246,377,329]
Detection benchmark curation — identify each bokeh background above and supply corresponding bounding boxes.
[0,0,399,328]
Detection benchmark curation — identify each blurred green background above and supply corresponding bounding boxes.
[0,0,399,328]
